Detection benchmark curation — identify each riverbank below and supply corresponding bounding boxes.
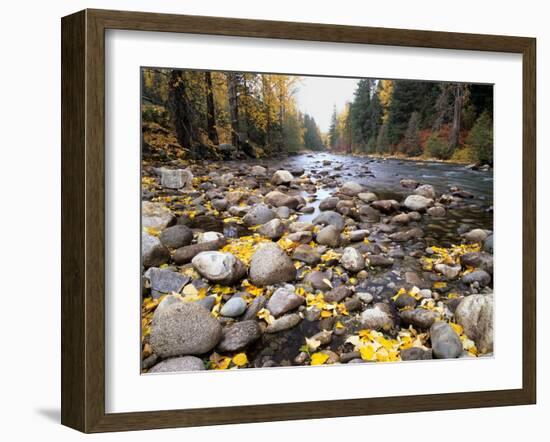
[140,152,494,373]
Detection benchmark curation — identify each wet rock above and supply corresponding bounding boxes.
[340,247,365,272]
[266,285,305,317]
[340,351,361,363]
[243,203,276,227]
[340,181,365,196]
[344,296,362,312]
[249,242,296,286]
[292,244,321,265]
[435,263,461,280]
[358,205,381,222]
[392,213,410,224]
[367,255,394,267]
[160,168,193,189]
[197,231,224,244]
[349,229,369,242]
[304,307,322,321]
[313,211,345,230]
[389,227,424,242]
[462,270,491,287]
[258,218,286,239]
[336,200,355,215]
[265,313,302,333]
[173,238,227,264]
[394,294,417,310]
[316,225,341,247]
[324,285,352,302]
[414,184,436,199]
[226,191,245,205]
[427,206,446,217]
[400,348,433,361]
[159,224,193,249]
[461,252,494,274]
[357,292,374,304]
[320,349,339,364]
[455,294,493,353]
[287,231,313,243]
[243,295,267,321]
[361,306,393,331]
[408,211,422,221]
[357,192,378,203]
[217,320,262,352]
[142,201,175,230]
[149,356,205,373]
[400,308,438,329]
[192,251,246,285]
[271,170,294,185]
[197,295,217,311]
[305,270,332,291]
[220,297,247,317]
[289,221,314,233]
[319,197,340,211]
[405,272,425,287]
[464,228,489,244]
[151,302,222,357]
[430,322,462,359]
[142,232,170,268]
[251,165,267,177]
[144,267,190,298]
[264,190,299,209]
[400,179,419,189]
[371,199,399,213]
[403,195,433,212]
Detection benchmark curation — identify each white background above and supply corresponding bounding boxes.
[0,0,547,440]
[106,30,522,413]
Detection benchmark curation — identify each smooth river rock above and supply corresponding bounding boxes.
[249,242,296,286]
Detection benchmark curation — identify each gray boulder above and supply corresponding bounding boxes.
[142,232,170,268]
[340,181,365,196]
[192,251,246,285]
[271,170,294,185]
[403,195,433,212]
[427,206,446,217]
[265,313,301,333]
[292,244,321,265]
[173,238,227,265]
[243,295,267,321]
[319,197,339,211]
[243,204,276,227]
[430,322,462,359]
[217,320,262,352]
[142,201,175,230]
[266,285,304,317]
[414,184,436,199]
[160,168,193,189]
[400,308,438,329]
[144,267,190,298]
[249,242,296,286]
[151,302,222,357]
[340,247,365,272]
[361,306,393,331]
[148,356,205,373]
[316,225,341,247]
[461,252,494,274]
[357,192,378,203]
[220,297,247,317]
[258,218,285,239]
[435,263,461,280]
[264,190,299,209]
[160,225,193,249]
[462,270,491,287]
[312,211,345,230]
[464,228,489,244]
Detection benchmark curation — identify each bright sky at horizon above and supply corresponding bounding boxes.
[294,75,360,133]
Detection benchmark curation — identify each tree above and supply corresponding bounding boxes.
[467,111,493,164]
[449,83,465,149]
[328,106,339,150]
[204,71,219,145]
[168,70,195,153]
[426,131,452,159]
[401,111,422,156]
[376,120,390,153]
[303,114,325,151]
[226,72,241,148]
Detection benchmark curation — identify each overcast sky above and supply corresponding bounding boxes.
[294,75,360,133]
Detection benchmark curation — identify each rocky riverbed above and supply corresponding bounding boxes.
[140,152,494,373]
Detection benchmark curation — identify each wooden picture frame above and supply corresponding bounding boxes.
[61,8,536,433]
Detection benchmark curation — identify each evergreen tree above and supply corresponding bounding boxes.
[401,111,422,156]
[467,111,493,164]
[328,106,339,150]
[303,114,325,150]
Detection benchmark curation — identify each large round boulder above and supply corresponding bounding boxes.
[149,356,205,373]
[249,242,296,286]
[271,170,294,185]
[430,321,462,359]
[242,203,276,227]
[150,302,222,357]
[403,195,433,212]
[142,232,170,268]
[455,294,493,354]
[192,251,246,285]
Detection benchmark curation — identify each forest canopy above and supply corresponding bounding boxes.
[141,68,493,164]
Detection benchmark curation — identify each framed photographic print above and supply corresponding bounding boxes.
[61,9,536,433]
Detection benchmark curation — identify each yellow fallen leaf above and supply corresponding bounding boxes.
[360,345,375,361]
[320,310,333,318]
[232,353,248,367]
[335,321,344,329]
[449,322,464,335]
[310,352,329,366]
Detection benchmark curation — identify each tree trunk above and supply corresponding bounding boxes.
[226,73,240,148]
[168,70,195,154]
[204,71,219,145]
[449,83,463,149]
[262,76,271,147]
